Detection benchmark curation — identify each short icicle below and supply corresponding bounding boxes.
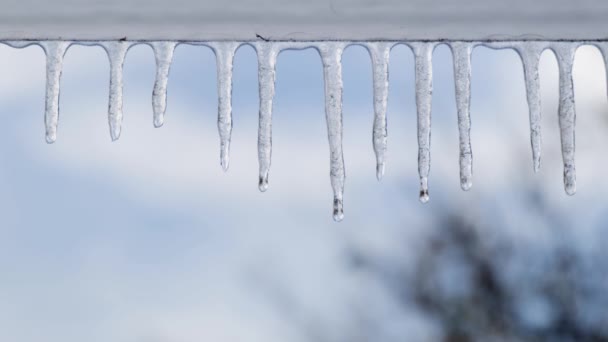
[319,42,346,222]
[255,42,279,192]
[516,42,545,173]
[451,42,473,191]
[211,42,239,172]
[597,43,608,103]
[552,43,578,195]
[41,41,69,144]
[103,41,130,141]
[367,42,391,180]
[412,42,435,203]
[151,41,176,128]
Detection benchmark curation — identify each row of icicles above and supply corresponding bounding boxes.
[5,40,600,221]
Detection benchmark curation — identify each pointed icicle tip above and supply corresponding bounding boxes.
[151,41,176,128]
[333,198,344,222]
[258,174,269,192]
[376,162,385,181]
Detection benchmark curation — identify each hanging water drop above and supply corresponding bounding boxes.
[102,41,130,141]
[255,42,279,192]
[40,41,69,144]
[366,42,391,181]
[597,43,608,104]
[552,42,578,195]
[451,42,473,191]
[151,41,176,128]
[516,42,545,173]
[411,42,435,203]
[319,42,346,221]
[210,42,239,171]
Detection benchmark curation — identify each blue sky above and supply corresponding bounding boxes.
[0,42,607,341]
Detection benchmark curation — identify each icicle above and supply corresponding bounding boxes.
[210,42,238,172]
[319,42,346,221]
[366,42,391,180]
[151,41,176,128]
[40,41,69,144]
[102,41,129,141]
[516,42,545,173]
[255,42,279,192]
[411,42,434,203]
[552,43,578,195]
[597,43,608,104]
[451,42,473,191]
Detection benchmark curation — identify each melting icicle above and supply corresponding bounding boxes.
[366,42,391,180]
[516,42,545,172]
[319,42,346,221]
[151,41,176,128]
[40,41,69,144]
[255,42,279,192]
[552,43,578,195]
[451,42,473,190]
[411,42,434,203]
[210,42,239,171]
[102,41,130,141]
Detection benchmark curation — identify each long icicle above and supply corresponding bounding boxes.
[319,42,346,221]
[516,42,545,172]
[151,41,176,128]
[412,42,434,203]
[103,41,129,141]
[255,42,279,192]
[451,42,473,190]
[367,42,391,180]
[211,42,238,171]
[41,41,69,144]
[553,43,578,195]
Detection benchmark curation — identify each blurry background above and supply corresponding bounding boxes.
[0,43,607,341]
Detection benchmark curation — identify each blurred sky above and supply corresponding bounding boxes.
[0,43,607,342]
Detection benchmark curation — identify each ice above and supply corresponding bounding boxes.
[209,42,239,171]
[411,42,435,203]
[366,42,392,180]
[150,41,176,128]
[450,42,473,190]
[515,42,546,173]
[101,41,130,141]
[319,42,347,221]
[551,42,579,196]
[40,41,70,143]
[0,39,598,220]
[255,42,279,192]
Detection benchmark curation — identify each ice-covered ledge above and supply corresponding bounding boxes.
[1,0,608,41]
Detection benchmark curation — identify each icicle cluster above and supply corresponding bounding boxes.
[3,39,596,220]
